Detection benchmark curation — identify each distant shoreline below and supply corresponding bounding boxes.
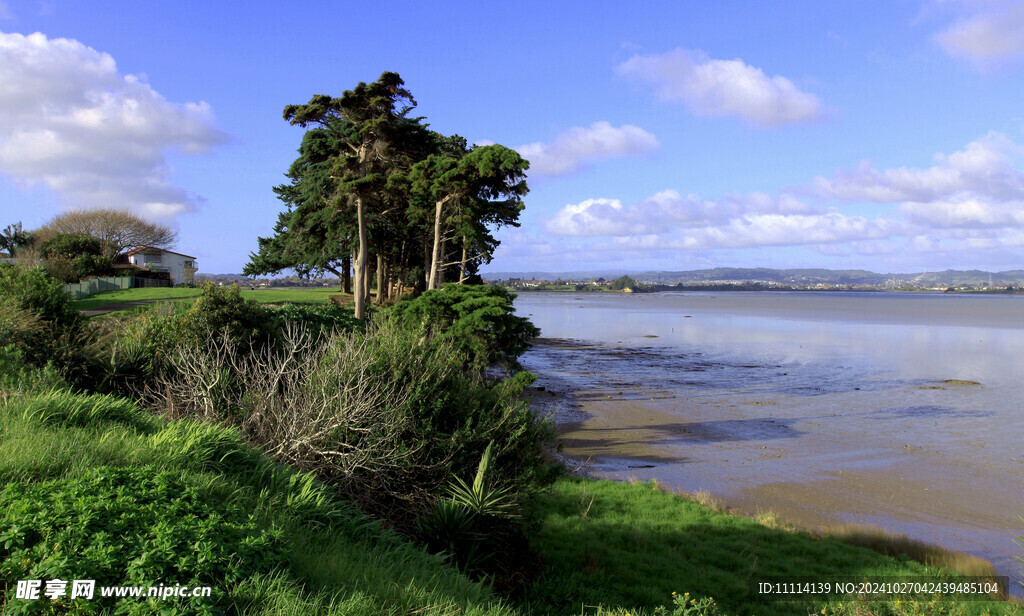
[502,283,1024,294]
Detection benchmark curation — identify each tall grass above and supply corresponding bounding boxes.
[0,382,519,615]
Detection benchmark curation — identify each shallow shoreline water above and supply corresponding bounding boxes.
[516,292,1024,589]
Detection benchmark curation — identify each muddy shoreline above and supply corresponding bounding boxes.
[522,336,1024,591]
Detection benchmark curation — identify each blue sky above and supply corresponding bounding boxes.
[2,0,1024,275]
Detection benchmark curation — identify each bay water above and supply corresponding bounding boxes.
[515,291,1024,586]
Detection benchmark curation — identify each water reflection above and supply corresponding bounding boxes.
[515,291,1024,586]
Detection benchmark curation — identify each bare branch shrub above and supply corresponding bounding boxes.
[147,318,458,508]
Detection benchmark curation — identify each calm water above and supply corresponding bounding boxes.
[515,291,1024,585]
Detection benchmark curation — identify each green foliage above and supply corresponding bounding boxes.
[39,232,102,259]
[447,441,516,517]
[19,389,143,430]
[0,378,517,616]
[0,346,65,405]
[390,283,539,369]
[0,263,80,330]
[610,275,638,291]
[265,303,362,335]
[42,237,116,283]
[0,467,285,614]
[0,263,89,376]
[178,282,274,344]
[1,222,31,256]
[417,441,520,574]
[653,593,726,616]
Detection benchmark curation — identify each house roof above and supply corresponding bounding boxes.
[122,246,197,259]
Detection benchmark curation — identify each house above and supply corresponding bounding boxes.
[118,247,197,285]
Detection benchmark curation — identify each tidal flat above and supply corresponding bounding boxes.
[516,291,1024,587]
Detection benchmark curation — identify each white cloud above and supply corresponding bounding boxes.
[0,30,227,219]
[934,0,1024,68]
[546,189,818,237]
[598,213,895,251]
[615,48,822,127]
[811,132,1024,228]
[538,132,1024,264]
[516,121,659,176]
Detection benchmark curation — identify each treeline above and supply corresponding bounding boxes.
[1,210,182,284]
[244,72,529,320]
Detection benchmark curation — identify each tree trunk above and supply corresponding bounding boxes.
[341,255,351,294]
[428,197,446,291]
[438,237,447,287]
[376,253,385,305]
[458,238,468,284]
[354,195,368,320]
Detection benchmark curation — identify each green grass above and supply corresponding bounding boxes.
[73,286,343,311]
[237,286,341,304]
[522,477,1020,616]
[72,287,202,310]
[0,385,516,616]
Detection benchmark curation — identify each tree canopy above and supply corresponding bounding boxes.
[38,208,177,259]
[247,72,529,318]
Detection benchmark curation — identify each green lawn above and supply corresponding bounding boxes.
[237,286,341,304]
[73,286,343,311]
[522,477,1020,616]
[72,287,203,310]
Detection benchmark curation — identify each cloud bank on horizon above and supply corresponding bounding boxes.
[526,133,1024,265]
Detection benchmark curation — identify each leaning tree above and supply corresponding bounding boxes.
[282,72,418,320]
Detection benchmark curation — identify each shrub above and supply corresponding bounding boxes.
[0,467,285,614]
[417,441,519,574]
[177,282,273,345]
[0,346,65,405]
[148,316,554,522]
[390,284,539,370]
[0,263,90,378]
[265,303,362,336]
[96,284,273,398]
[0,263,80,331]
[38,233,115,282]
[93,302,188,398]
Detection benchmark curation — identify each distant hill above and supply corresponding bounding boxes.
[483,268,1024,287]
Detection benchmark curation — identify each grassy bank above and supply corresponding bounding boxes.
[521,477,1020,616]
[0,383,518,615]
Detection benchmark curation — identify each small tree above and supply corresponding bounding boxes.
[610,275,638,291]
[0,222,31,256]
[39,208,177,258]
[38,233,114,283]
